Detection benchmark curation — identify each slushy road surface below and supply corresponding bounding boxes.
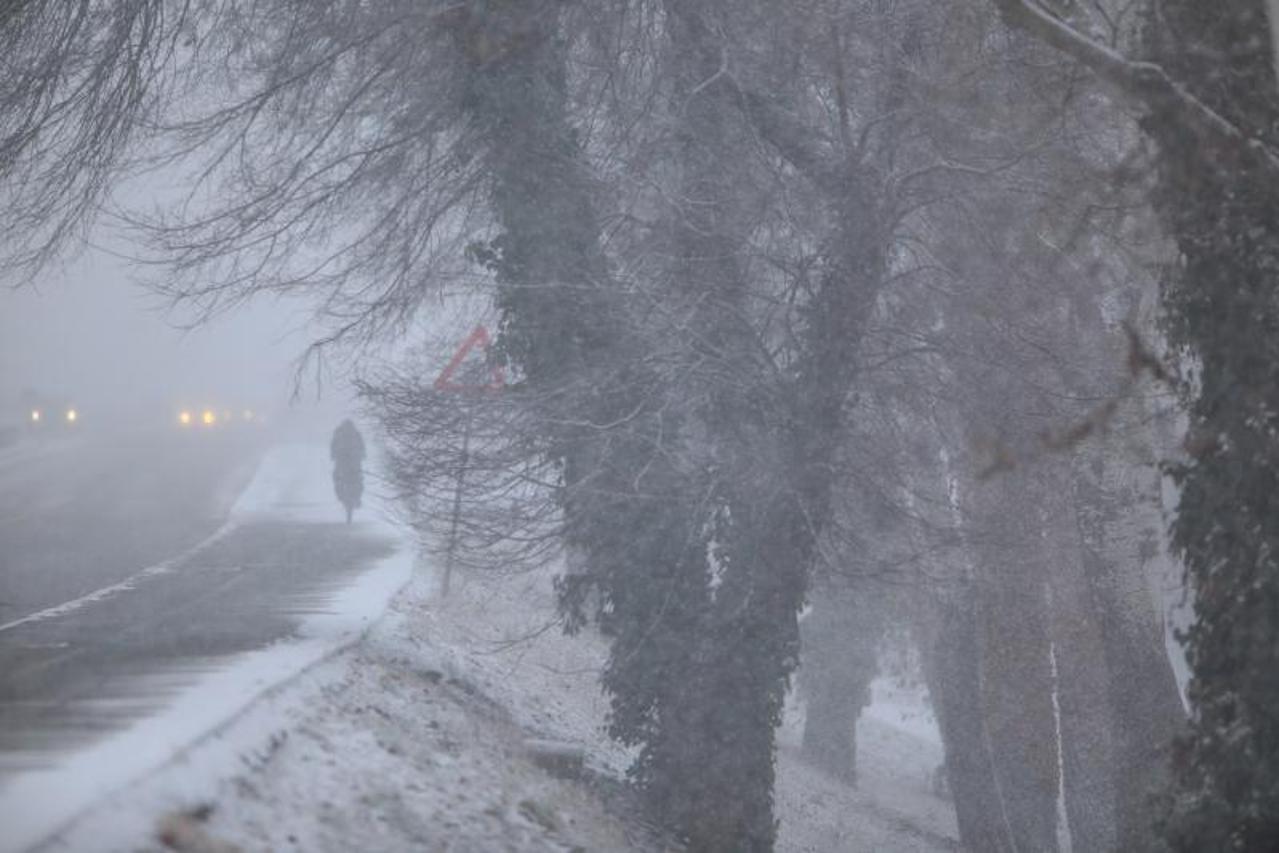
[0,429,393,775]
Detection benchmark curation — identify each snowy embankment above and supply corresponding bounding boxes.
[18,443,957,852]
[34,562,956,850]
[777,681,959,852]
[4,444,411,853]
[36,573,666,852]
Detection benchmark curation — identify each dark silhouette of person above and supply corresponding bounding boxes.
[330,419,365,523]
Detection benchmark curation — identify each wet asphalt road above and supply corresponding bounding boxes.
[0,429,393,774]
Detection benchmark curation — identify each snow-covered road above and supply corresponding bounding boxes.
[0,440,412,853]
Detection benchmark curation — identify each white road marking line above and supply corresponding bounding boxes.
[0,520,239,635]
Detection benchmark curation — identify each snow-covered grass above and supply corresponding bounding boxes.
[777,679,958,852]
[37,569,665,852]
[12,442,958,851]
[400,563,957,850]
[32,548,959,852]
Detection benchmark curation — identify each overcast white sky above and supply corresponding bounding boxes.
[0,239,354,430]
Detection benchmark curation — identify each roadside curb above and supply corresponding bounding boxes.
[21,552,414,853]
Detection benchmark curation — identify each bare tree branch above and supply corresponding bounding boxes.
[988,0,1279,173]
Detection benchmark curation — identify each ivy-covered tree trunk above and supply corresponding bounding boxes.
[445,6,715,848]
[648,3,893,846]
[647,4,785,847]
[1141,2,1279,848]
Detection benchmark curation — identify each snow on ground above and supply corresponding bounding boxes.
[420,565,960,851]
[4,444,411,853]
[31,535,959,852]
[230,444,342,525]
[12,440,957,851]
[777,679,959,852]
[41,569,667,852]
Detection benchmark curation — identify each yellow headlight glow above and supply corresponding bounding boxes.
[201,410,216,426]
[30,409,40,423]
[179,410,192,426]
[65,408,77,423]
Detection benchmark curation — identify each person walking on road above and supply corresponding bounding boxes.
[330,419,365,523]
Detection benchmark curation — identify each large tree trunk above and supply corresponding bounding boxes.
[1069,435,1185,850]
[799,579,887,785]
[968,477,1062,853]
[447,8,714,848]
[1043,462,1119,853]
[662,499,811,853]
[981,2,1279,842]
[648,4,797,848]
[919,588,1019,853]
[1048,290,1185,850]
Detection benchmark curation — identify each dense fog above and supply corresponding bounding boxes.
[2,2,1278,852]
[0,247,313,427]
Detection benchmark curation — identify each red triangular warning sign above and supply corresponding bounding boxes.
[434,325,505,392]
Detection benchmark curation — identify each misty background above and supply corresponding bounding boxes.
[0,241,353,432]
[4,2,1279,852]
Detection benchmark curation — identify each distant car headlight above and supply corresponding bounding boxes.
[30,409,41,423]
[201,409,216,426]
[65,408,77,424]
[178,410,192,426]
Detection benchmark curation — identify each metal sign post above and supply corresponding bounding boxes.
[433,325,504,597]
